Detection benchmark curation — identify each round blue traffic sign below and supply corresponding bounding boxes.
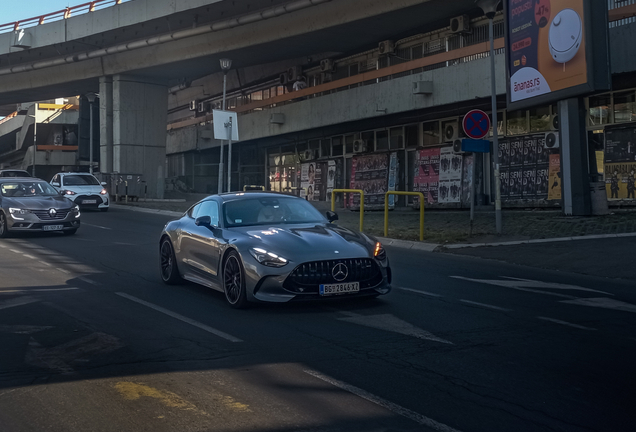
[463,109,491,140]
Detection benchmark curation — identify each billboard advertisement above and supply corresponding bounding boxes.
[504,0,610,110]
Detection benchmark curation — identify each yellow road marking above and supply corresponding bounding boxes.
[114,382,198,411]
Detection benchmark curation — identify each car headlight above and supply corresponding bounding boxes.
[100,189,108,195]
[63,190,77,196]
[374,242,386,261]
[9,207,30,220]
[249,247,288,267]
[73,205,81,218]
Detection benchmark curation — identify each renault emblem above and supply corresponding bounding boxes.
[49,208,57,217]
[332,263,348,282]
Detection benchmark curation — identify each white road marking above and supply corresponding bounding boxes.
[41,262,52,266]
[0,325,53,334]
[22,254,36,259]
[338,312,452,344]
[537,317,597,331]
[9,249,21,254]
[560,297,636,314]
[0,296,39,310]
[0,288,79,294]
[459,300,511,312]
[57,268,69,274]
[78,276,99,286]
[451,276,610,296]
[394,286,442,297]
[303,369,463,432]
[0,244,6,248]
[115,292,242,342]
[82,223,112,230]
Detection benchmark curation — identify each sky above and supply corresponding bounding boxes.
[1,1,75,24]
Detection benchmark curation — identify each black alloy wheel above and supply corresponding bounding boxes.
[0,212,8,238]
[223,250,248,309]
[160,238,183,284]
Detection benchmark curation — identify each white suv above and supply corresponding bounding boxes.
[50,172,110,212]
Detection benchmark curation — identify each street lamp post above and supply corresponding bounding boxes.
[86,92,98,174]
[218,58,232,194]
[476,0,502,234]
[32,104,37,178]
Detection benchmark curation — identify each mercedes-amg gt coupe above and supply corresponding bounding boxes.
[159,192,391,308]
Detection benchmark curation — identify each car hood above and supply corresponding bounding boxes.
[232,223,374,260]
[62,185,104,193]
[4,195,74,210]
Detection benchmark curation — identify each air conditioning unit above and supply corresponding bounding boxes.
[443,122,459,142]
[189,100,197,111]
[378,40,395,55]
[452,139,464,154]
[279,73,288,85]
[544,132,560,149]
[302,149,316,161]
[450,15,470,34]
[287,66,303,82]
[353,139,368,153]
[412,81,433,95]
[550,115,559,131]
[320,59,334,72]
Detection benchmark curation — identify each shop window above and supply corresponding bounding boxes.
[422,121,440,146]
[506,110,528,136]
[376,130,389,151]
[613,91,636,123]
[308,139,320,152]
[589,94,611,126]
[332,136,344,156]
[405,125,418,148]
[529,106,552,132]
[361,131,375,150]
[321,139,330,157]
[489,111,505,137]
[345,135,354,154]
[389,127,404,149]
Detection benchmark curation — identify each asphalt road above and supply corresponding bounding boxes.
[0,207,635,432]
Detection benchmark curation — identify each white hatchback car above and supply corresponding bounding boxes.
[50,172,110,212]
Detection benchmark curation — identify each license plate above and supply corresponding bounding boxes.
[43,225,63,231]
[320,282,360,296]
[82,200,97,204]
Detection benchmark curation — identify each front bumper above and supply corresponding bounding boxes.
[7,210,81,233]
[71,194,109,209]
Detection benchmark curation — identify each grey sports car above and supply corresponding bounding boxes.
[0,178,81,237]
[159,192,391,308]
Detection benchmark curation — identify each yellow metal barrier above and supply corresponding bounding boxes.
[243,185,265,191]
[331,189,364,232]
[384,192,425,242]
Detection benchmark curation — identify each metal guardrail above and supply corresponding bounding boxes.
[0,0,130,34]
[331,189,364,232]
[384,192,425,242]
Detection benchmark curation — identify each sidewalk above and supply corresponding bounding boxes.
[116,193,636,280]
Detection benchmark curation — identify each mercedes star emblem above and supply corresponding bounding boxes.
[332,263,348,282]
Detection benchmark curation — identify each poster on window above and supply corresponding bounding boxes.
[300,162,317,200]
[326,160,337,201]
[605,162,636,200]
[548,154,562,201]
[605,126,636,163]
[438,146,462,203]
[413,147,440,204]
[349,153,394,209]
[461,154,474,206]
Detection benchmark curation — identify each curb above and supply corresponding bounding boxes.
[376,237,439,252]
[443,231,636,249]
[113,204,183,217]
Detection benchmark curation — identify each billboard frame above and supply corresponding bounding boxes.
[503,0,611,111]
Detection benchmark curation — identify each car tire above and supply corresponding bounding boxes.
[0,212,9,238]
[223,250,249,309]
[100,208,109,212]
[160,238,183,285]
[63,229,78,236]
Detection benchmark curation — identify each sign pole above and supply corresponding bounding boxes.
[226,117,233,193]
[489,15,503,234]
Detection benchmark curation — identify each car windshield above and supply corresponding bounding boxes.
[62,175,100,186]
[0,181,60,197]
[224,196,325,227]
[0,171,31,177]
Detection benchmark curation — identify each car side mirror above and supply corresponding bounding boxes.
[326,211,338,223]
[195,215,216,229]
[101,182,107,186]
[51,182,60,187]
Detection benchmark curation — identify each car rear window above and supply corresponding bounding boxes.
[62,175,100,186]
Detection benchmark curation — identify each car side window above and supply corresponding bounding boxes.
[197,201,219,226]
[188,204,200,219]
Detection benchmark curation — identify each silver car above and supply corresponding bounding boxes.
[0,178,81,237]
[159,192,391,308]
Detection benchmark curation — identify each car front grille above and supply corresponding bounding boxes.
[77,195,101,205]
[283,258,383,293]
[32,209,70,221]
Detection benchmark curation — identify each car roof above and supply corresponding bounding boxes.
[0,177,45,181]
[216,191,302,203]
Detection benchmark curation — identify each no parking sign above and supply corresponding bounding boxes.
[463,110,491,140]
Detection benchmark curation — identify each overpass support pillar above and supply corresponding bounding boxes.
[105,75,167,199]
[99,76,114,174]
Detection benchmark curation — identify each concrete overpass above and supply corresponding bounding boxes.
[0,0,486,197]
